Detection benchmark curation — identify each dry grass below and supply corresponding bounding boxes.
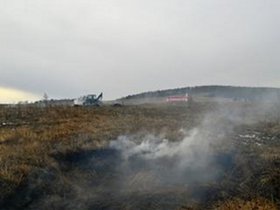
[0,102,279,209]
[214,197,278,210]
[0,105,197,198]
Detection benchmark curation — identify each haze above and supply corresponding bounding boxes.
[0,0,279,103]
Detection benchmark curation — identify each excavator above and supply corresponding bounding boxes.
[74,93,103,106]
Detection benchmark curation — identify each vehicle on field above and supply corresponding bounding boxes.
[74,93,103,106]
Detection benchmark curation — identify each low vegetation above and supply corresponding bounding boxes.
[0,101,279,209]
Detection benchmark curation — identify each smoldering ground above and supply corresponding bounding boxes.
[1,101,279,210]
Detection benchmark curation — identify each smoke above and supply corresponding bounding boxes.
[106,108,238,197]
[110,128,208,168]
[107,99,280,196]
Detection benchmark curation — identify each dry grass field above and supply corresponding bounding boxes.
[0,101,279,209]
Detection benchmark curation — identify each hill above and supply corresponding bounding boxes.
[121,85,280,102]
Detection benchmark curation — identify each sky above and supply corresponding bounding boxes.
[0,0,279,102]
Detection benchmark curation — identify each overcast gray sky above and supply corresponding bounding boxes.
[0,0,279,102]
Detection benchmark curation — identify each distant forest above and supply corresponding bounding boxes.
[122,86,280,101]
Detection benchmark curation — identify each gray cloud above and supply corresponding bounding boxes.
[0,0,279,99]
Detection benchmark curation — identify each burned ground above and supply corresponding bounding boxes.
[0,102,279,209]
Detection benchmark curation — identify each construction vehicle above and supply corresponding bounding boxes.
[74,93,103,106]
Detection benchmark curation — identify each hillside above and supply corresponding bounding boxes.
[121,86,280,102]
